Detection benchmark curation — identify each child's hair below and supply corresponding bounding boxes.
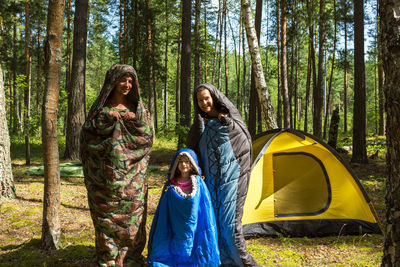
[173,154,195,178]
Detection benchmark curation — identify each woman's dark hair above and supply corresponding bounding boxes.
[195,87,227,117]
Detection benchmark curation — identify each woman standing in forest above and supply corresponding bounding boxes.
[187,83,257,267]
[80,64,153,266]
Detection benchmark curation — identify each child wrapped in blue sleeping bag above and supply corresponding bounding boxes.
[147,148,220,267]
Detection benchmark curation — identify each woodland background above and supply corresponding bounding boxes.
[1,0,400,265]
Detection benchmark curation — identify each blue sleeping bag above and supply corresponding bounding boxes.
[147,149,220,267]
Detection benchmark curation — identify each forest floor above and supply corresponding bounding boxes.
[0,135,386,266]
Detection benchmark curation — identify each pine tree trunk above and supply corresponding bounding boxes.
[163,0,169,128]
[242,19,247,119]
[276,0,282,128]
[179,0,192,146]
[36,22,43,129]
[24,1,31,165]
[351,0,368,164]
[194,0,201,88]
[65,0,72,93]
[12,2,18,134]
[280,0,290,128]
[146,0,155,132]
[41,0,65,250]
[175,10,181,127]
[344,19,348,133]
[377,2,385,136]
[204,6,208,82]
[241,0,277,130]
[211,1,221,85]
[132,0,138,68]
[223,0,228,96]
[217,0,223,90]
[323,0,337,139]
[0,65,15,200]
[119,0,123,63]
[314,0,325,138]
[380,0,400,265]
[64,0,89,161]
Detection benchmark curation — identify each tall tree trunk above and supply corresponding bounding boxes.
[217,0,223,89]
[249,0,263,137]
[351,0,368,164]
[304,0,313,132]
[146,0,155,132]
[276,0,282,128]
[65,0,72,94]
[194,0,201,87]
[211,1,221,85]
[314,0,325,138]
[24,1,31,165]
[223,0,228,96]
[12,0,18,134]
[175,7,182,127]
[64,0,89,161]
[119,0,123,63]
[163,0,169,128]
[132,0,138,68]
[242,18,247,119]
[280,0,290,128]
[241,0,278,130]
[380,0,400,265]
[179,0,192,146]
[204,6,208,82]
[323,0,337,139]
[377,1,385,136]
[344,19,348,133]
[123,0,128,64]
[36,22,42,128]
[41,0,65,250]
[229,14,240,114]
[0,65,15,199]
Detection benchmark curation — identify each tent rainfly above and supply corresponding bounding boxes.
[243,129,381,237]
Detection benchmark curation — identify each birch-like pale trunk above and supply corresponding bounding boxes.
[241,0,277,130]
[0,65,15,199]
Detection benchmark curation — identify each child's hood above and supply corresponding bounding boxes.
[168,148,202,180]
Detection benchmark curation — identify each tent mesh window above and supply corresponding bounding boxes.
[273,152,331,217]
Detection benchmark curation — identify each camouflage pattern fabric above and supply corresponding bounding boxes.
[80,64,153,267]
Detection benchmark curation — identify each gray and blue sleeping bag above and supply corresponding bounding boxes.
[147,148,220,267]
[187,84,257,267]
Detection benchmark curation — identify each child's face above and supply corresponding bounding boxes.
[178,156,192,176]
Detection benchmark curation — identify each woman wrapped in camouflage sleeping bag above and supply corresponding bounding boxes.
[80,64,153,266]
[187,83,257,267]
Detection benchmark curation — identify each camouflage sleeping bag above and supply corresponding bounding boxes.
[187,83,257,267]
[80,64,153,266]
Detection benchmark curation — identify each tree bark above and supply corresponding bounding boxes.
[132,0,138,69]
[323,0,337,139]
[175,5,182,127]
[223,0,228,96]
[249,0,263,137]
[163,0,169,128]
[241,0,277,130]
[64,0,89,161]
[194,0,201,88]
[280,0,290,128]
[276,0,282,128]
[0,65,15,200]
[41,0,65,250]
[314,0,325,138]
[146,0,155,132]
[344,19,348,133]
[24,1,31,165]
[351,0,368,164]
[211,1,221,85]
[380,0,400,265]
[377,2,385,136]
[179,0,192,146]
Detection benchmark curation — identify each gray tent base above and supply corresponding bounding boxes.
[243,219,382,238]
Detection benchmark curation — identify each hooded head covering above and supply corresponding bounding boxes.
[87,64,140,120]
[167,148,202,181]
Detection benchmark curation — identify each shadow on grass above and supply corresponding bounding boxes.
[14,195,89,211]
[0,238,94,267]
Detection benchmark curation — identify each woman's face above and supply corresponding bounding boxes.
[196,89,215,115]
[178,156,192,176]
[114,74,133,97]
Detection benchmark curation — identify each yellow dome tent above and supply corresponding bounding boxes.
[243,129,381,237]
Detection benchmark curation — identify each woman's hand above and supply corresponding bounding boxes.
[109,110,121,121]
[218,113,228,121]
[123,112,136,121]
